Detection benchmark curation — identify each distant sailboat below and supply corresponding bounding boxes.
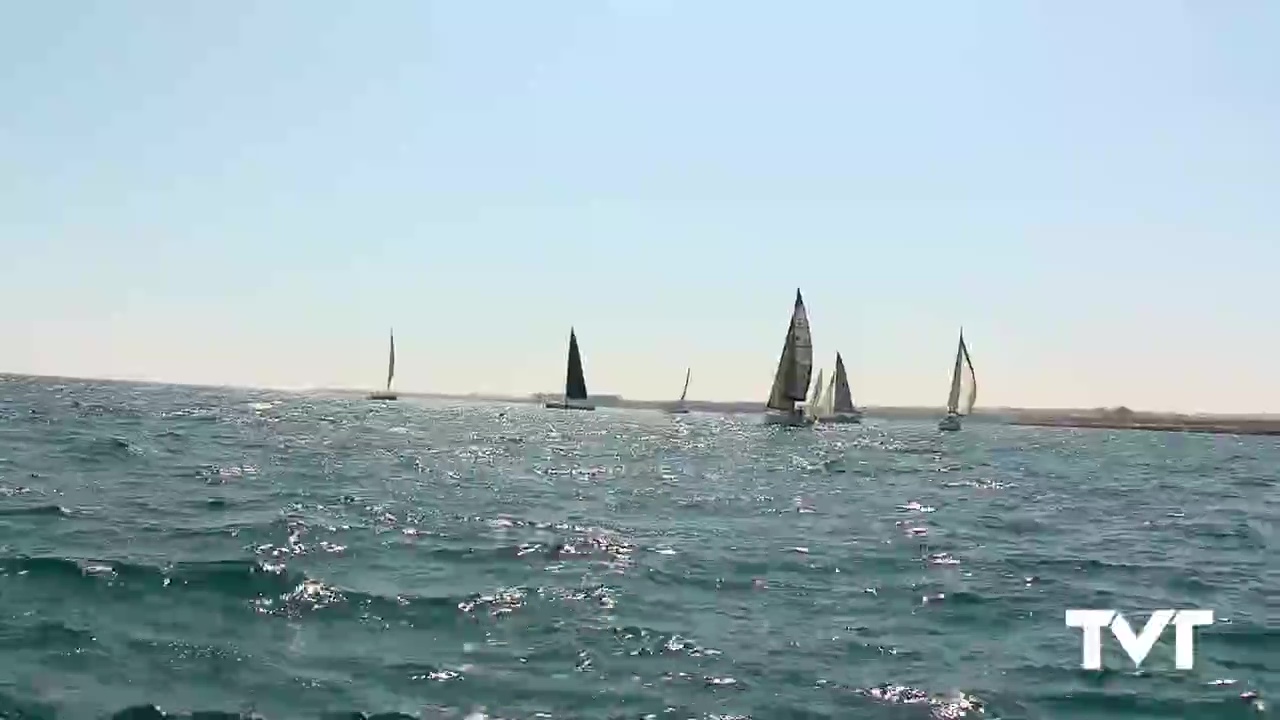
[368,329,398,400]
[764,289,815,426]
[667,368,692,414]
[817,352,862,424]
[805,368,826,421]
[545,327,595,411]
[938,328,977,431]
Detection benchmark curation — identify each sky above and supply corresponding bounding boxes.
[1,2,1278,413]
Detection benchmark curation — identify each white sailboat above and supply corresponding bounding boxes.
[368,329,398,400]
[817,352,862,423]
[667,368,692,414]
[938,328,977,431]
[545,327,596,411]
[764,289,816,426]
[805,368,826,421]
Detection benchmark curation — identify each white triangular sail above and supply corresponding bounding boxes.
[815,370,836,417]
[766,290,814,412]
[946,329,976,416]
[959,336,977,415]
[806,368,826,418]
[946,336,962,414]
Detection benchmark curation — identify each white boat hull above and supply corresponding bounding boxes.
[938,413,962,431]
[546,399,596,411]
[764,410,815,427]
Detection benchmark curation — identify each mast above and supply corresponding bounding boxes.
[945,328,964,414]
[679,368,691,402]
[766,289,813,411]
[832,352,855,413]
[386,329,396,392]
[564,328,588,401]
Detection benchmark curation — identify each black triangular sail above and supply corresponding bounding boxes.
[766,289,813,411]
[386,329,396,391]
[565,328,588,401]
[832,352,855,413]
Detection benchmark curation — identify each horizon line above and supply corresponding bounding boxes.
[3,371,1276,419]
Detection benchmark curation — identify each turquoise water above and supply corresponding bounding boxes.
[0,376,1273,719]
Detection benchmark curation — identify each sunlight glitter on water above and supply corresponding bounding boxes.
[0,378,1272,718]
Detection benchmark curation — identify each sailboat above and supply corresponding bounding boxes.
[938,328,977,431]
[545,327,595,411]
[804,368,826,421]
[763,289,816,426]
[667,368,692,414]
[817,352,862,424]
[368,329,398,400]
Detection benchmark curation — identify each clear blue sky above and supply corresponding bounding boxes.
[2,1,1277,413]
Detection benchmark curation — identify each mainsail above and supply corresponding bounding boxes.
[959,336,977,415]
[946,330,977,416]
[565,328,588,401]
[385,329,396,392]
[832,353,855,414]
[679,368,691,402]
[766,289,814,412]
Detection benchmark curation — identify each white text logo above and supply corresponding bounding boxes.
[1065,609,1214,670]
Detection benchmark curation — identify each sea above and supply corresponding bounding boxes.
[0,376,1273,720]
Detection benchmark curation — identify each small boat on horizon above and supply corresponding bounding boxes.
[939,328,977,431]
[763,289,815,427]
[545,327,595,411]
[368,329,398,401]
[667,367,692,414]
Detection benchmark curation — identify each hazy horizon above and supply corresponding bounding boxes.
[9,369,1280,420]
[3,2,1278,414]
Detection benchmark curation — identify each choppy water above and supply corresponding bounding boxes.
[0,376,1273,719]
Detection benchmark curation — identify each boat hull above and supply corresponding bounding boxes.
[666,406,690,414]
[764,410,815,427]
[368,391,398,400]
[545,399,596,411]
[938,413,962,431]
[818,412,862,424]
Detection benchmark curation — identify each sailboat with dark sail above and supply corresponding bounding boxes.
[938,328,977,431]
[816,352,862,423]
[545,327,595,411]
[368,329,398,400]
[667,368,692,414]
[764,289,815,426]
